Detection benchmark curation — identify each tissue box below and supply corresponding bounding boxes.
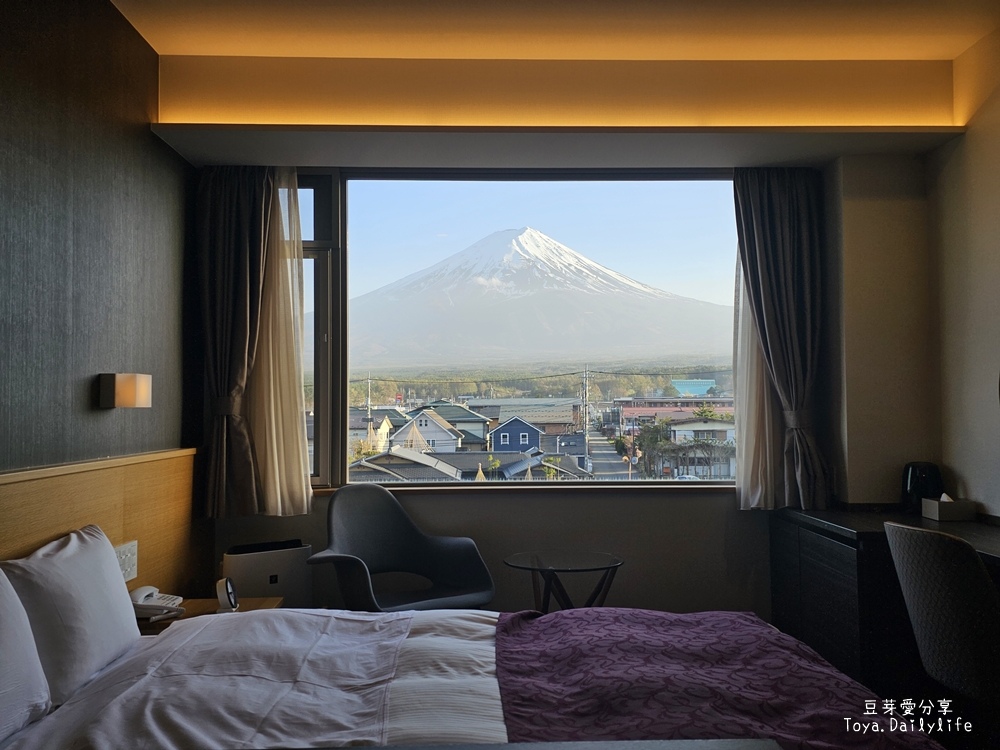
[921,498,977,521]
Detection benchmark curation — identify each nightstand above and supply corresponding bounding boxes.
[138,596,284,635]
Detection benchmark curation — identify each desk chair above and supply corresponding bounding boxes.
[884,522,1000,730]
[309,483,494,612]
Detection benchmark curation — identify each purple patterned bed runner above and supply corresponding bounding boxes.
[496,608,946,750]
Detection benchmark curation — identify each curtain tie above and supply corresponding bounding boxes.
[783,410,811,430]
[214,395,243,416]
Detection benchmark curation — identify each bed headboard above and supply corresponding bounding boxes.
[0,449,208,596]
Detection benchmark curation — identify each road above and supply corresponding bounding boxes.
[586,427,634,480]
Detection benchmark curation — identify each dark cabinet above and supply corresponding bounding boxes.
[770,511,929,698]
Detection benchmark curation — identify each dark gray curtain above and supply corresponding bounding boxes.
[196,166,273,517]
[733,168,830,509]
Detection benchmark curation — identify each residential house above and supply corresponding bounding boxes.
[369,407,412,434]
[467,398,580,434]
[347,408,393,454]
[389,409,463,452]
[4,0,1000,648]
[409,400,490,450]
[489,417,542,453]
[613,397,736,437]
[665,418,738,479]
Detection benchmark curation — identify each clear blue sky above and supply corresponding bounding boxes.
[328,179,738,306]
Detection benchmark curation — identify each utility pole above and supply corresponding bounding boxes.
[583,365,589,458]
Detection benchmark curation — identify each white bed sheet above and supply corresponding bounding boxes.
[388,609,507,745]
[6,608,506,750]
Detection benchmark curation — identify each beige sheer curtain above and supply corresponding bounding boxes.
[247,167,313,516]
[734,263,783,509]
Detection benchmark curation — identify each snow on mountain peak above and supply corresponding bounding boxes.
[375,226,676,302]
[350,226,733,367]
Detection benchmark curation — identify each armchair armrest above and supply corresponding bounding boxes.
[308,550,381,612]
[424,534,495,594]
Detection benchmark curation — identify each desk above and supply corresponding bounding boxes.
[770,508,1000,699]
[787,508,1000,572]
[138,596,283,635]
[504,550,623,613]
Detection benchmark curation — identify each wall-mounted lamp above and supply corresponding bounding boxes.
[98,373,152,408]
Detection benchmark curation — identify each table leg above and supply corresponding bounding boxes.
[540,570,575,612]
[530,569,543,611]
[585,567,619,607]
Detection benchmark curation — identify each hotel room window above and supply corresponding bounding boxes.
[302,172,737,485]
[299,174,336,486]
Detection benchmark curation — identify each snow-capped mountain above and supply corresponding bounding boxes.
[376,227,678,303]
[350,227,733,368]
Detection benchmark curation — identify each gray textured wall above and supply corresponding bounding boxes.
[0,0,192,471]
[216,486,771,616]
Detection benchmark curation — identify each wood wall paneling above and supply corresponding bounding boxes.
[0,450,206,596]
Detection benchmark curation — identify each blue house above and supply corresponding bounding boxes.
[489,417,541,453]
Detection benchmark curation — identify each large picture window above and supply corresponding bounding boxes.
[303,172,737,485]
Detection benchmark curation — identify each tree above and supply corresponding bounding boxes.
[348,436,380,463]
[693,401,734,422]
[636,419,672,477]
[689,438,736,479]
[486,453,501,480]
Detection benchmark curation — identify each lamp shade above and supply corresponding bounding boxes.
[98,373,152,408]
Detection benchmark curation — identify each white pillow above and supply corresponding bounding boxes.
[1,525,140,705]
[0,568,50,742]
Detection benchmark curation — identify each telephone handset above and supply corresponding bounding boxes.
[130,586,185,622]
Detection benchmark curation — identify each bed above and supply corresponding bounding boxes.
[1,526,954,750]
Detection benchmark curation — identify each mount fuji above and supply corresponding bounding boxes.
[349,227,733,369]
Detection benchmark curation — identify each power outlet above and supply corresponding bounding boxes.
[115,540,138,582]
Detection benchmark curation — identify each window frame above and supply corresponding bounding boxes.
[302,167,735,488]
[299,170,341,487]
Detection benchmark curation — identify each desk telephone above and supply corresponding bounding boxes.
[130,586,185,622]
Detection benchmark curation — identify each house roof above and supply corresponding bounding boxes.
[348,459,454,483]
[420,409,464,438]
[425,451,531,473]
[493,405,576,425]
[393,409,463,442]
[468,398,579,408]
[489,416,541,435]
[622,406,735,420]
[388,421,432,451]
[372,407,411,428]
[408,402,489,424]
[347,413,391,431]
[349,406,411,429]
[349,447,538,481]
[543,454,592,479]
[456,429,487,445]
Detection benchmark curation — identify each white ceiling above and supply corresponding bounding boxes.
[113,0,1000,62]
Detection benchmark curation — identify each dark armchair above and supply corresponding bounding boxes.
[308,483,495,612]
